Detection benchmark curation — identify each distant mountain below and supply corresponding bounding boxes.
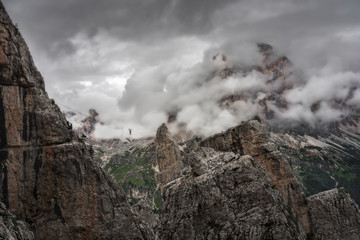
[64,41,360,221]
[70,43,360,207]
[210,43,360,205]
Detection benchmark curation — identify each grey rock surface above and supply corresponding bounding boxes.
[156,121,360,240]
[160,154,307,240]
[308,188,360,240]
[200,120,312,235]
[133,199,160,237]
[155,123,182,186]
[0,202,33,240]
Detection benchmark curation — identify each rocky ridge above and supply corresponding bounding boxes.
[161,150,307,239]
[0,2,154,239]
[155,122,360,239]
[75,109,360,238]
[200,120,312,234]
[65,110,160,214]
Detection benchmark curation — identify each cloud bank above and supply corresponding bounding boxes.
[3,0,360,138]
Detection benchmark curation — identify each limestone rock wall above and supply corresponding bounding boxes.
[308,188,360,240]
[160,153,307,240]
[0,2,154,239]
[200,120,312,235]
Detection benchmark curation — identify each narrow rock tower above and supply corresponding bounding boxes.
[155,123,182,186]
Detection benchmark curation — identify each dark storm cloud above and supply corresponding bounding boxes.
[2,0,360,138]
[3,0,237,57]
[211,0,360,72]
[5,0,359,66]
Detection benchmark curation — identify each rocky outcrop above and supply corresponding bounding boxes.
[155,122,360,239]
[0,2,154,239]
[308,188,360,240]
[133,200,159,236]
[0,202,33,240]
[155,123,182,186]
[154,123,307,239]
[65,109,99,138]
[80,109,99,137]
[200,120,313,235]
[1,144,155,239]
[160,151,306,239]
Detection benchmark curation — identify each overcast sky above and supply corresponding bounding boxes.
[3,0,360,138]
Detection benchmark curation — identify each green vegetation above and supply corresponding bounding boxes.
[299,148,307,153]
[299,164,336,196]
[284,152,301,160]
[280,136,360,204]
[104,146,161,213]
[154,189,163,214]
[333,165,356,182]
[304,145,323,151]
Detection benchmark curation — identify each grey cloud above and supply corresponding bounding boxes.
[2,0,360,138]
[213,0,360,72]
[3,0,237,57]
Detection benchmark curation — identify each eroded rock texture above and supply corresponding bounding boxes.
[0,202,33,240]
[0,2,154,239]
[308,188,360,240]
[156,121,360,239]
[160,154,306,240]
[155,123,182,186]
[200,120,312,235]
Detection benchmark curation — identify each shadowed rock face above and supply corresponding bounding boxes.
[308,188,360,240]
[160,154,307,240]
[0,2,154,239]
[156,122,360,239]
[0,202,33,240]
[155,123,182,186]
[155,122,308,239]
[200,120,313,235]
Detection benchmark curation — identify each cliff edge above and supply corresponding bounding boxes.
[0,2,154,239]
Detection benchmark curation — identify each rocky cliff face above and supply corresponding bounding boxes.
[269,118,360,206]
[156,123,307,239]
[0,202,33,240]
[200,120,312,235]
[0,2,154,239]
[155,122,360,239]
[308,188,360,240]
[161,153,307,239]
